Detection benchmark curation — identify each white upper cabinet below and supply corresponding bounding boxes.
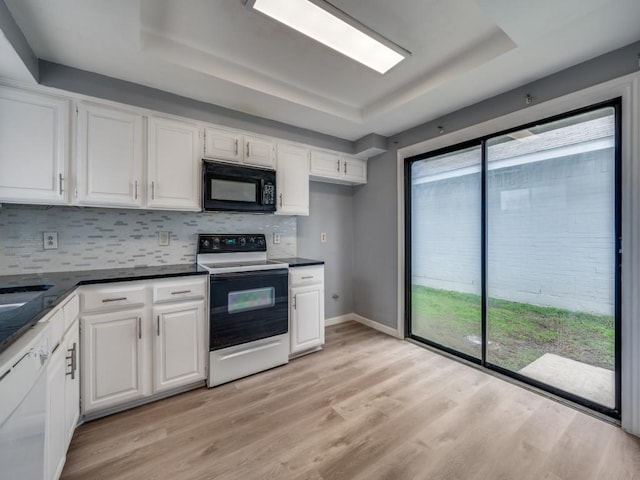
[310,150,342,181]
[0,86,69,204]
[147,116,201,211]
[204,127,275,169]
[342,155,367,183]
[243,134,275,168]
[276,143,309,216]
[310,149,367,185]
[203,126,242,163]
[76,103,144,207]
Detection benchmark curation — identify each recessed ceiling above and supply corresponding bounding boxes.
[2,0,640,140]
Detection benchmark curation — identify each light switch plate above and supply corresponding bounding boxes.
[158,231,170,246]
[44,232,58,250]
[321,232,327,242]
[273,233,281,244]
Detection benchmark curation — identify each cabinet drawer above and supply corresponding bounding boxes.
[81,284,146,312]
[290,266,324,287]
[152,278,206,303]
[62,293,80,332]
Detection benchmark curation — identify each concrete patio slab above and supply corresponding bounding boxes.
[519,353,614,408]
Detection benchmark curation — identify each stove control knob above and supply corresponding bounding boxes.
[240,238,246,246]
[213,237,220,247]
[201,239,210,249]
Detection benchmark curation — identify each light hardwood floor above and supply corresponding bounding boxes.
[62,321,640,480]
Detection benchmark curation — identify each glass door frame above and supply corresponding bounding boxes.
[405,98,622,419]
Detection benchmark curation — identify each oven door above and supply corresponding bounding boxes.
[209,268,288,350]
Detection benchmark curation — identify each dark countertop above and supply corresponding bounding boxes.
[0,264,207,355]
[272,257,325,268]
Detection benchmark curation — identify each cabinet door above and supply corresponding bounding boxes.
[63,322,79,445]
[76,103,143,207]
[310,150,342,180]
[244,135,275,168]
[152,301,206,393]
[46,344,67,480]
[342,156,367,184]
[147,117,201,211]
[290,284,324,354]
[81,308,147,414]
[203,127,242,162]
[0,86,68,204]
[276,143,309,216]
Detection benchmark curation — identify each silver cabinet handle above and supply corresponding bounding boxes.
[344,162,348,174]
[234,139,238,156]
[134,180,138,200]
[59,173,64,194]
[336,160,340,172]
[138,317,142,339]
[171,290,191,295]
[65,342,77,379]
[279,193,283,207]
[151,181,155,200]
[293,295,297,310]
[246,141,250,157]
[301,276,314,280]
[157,315,160,337]
[102,297,127,303]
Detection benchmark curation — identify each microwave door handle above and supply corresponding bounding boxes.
[260,178,265,205]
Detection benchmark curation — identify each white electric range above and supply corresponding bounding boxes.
[196,234,289,387]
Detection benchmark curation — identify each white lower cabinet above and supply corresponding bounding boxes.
[45,316,79,480]
[81,308,148,414]
[80,276,207,417]
[152,301,206,393]
[289,266,325,356]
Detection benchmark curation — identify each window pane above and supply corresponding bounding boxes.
[486,107,616,408]
[410,145,482,359]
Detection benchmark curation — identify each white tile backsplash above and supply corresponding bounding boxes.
[0,205,296,274]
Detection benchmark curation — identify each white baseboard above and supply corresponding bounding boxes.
[325,314,355,326]
[351,314,402,339]
[325,313,402,339]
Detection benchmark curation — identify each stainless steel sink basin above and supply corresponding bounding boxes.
[0,285,53,313]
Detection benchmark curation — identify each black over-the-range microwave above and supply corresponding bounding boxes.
[202,160,277,213]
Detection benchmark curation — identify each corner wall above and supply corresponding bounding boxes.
[297,182,354,319]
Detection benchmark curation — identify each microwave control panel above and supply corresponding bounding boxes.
[263,183,275,205]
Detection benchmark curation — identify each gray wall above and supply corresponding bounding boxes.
[297,182,354,319]
[0,205,296,274]
[352,153,398,326]
[352,40,640,329]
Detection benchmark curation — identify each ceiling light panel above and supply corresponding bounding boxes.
[249,0,408,74]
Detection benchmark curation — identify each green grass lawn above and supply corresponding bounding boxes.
[411,285,615,371]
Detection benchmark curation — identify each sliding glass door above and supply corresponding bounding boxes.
[407,101,620,417]
[409,145,482,360]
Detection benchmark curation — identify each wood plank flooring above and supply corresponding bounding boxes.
[62,321,640,480]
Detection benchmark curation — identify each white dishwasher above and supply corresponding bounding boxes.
[0,322,50,480]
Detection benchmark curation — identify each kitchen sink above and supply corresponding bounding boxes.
[0,285,53,313]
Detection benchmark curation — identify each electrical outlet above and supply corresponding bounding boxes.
[158,231,170,246]
[273,233,281,244]
[43,232,58,250]
[321,232,327,243]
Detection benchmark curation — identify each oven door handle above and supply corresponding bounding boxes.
[210,269,288,280]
